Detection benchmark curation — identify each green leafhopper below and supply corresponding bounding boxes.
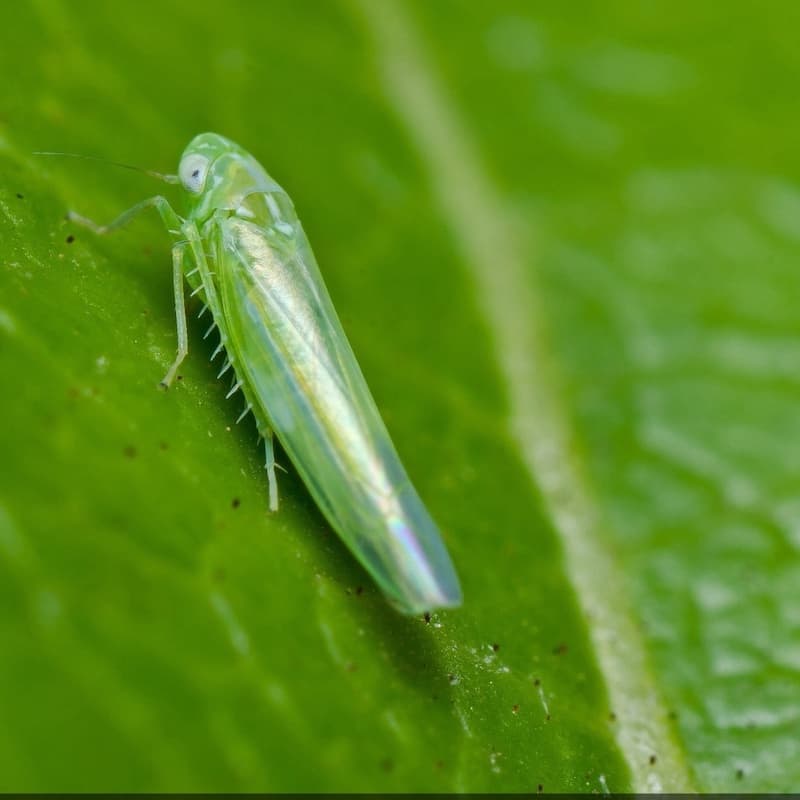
[55,133,462,615]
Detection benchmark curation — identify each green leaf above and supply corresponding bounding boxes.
[1,0,795,792]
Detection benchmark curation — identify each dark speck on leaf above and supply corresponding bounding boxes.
[649,755,657,765]
[176,375,183,381]
[609,711,617,722]
[123,445,137,459]
[16,193,23,199]
[355,586,363,596]
[546,713,551,721]
[537,784,543,793]
[231,497,241,509]
[668,709,678,720]
[492,643,500,652]
[512,704,519,714]
[424,612,431,623]
[533,678,541,686]
[159,441,168,451]
[553,642,568,655]
[66,234,75,244]
[736,768,744,780]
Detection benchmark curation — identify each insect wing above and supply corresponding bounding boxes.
[215,211,461,613]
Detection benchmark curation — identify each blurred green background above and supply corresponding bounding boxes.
[1,0,799,792]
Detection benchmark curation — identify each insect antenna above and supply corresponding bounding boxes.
[33,151,179,185]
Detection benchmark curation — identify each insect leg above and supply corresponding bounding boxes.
[264,431,279,512]
[160,241,190,388]
[68,195,183,236]
[182,218,279,512]
[181,220,227,335]
[70,195,192,387]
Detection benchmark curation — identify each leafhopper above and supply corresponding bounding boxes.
[56,133,462,615]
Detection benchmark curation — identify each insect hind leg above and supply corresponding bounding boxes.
[264,431,279,512]
[181,218,282,513]
[181,220,227,338]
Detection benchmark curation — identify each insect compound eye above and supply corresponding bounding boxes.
[179,153,210,194]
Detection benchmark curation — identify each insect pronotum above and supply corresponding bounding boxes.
[56,133,462,615]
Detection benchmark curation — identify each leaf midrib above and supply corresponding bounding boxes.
[352,0,695,790]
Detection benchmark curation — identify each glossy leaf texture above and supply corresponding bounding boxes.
[1,0,797,792]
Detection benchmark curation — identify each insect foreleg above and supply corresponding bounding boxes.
[68,195,183,236]
[68,195,191,388]
[160,242,189,388]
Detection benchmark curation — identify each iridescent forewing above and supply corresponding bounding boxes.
[214,202,461,613]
